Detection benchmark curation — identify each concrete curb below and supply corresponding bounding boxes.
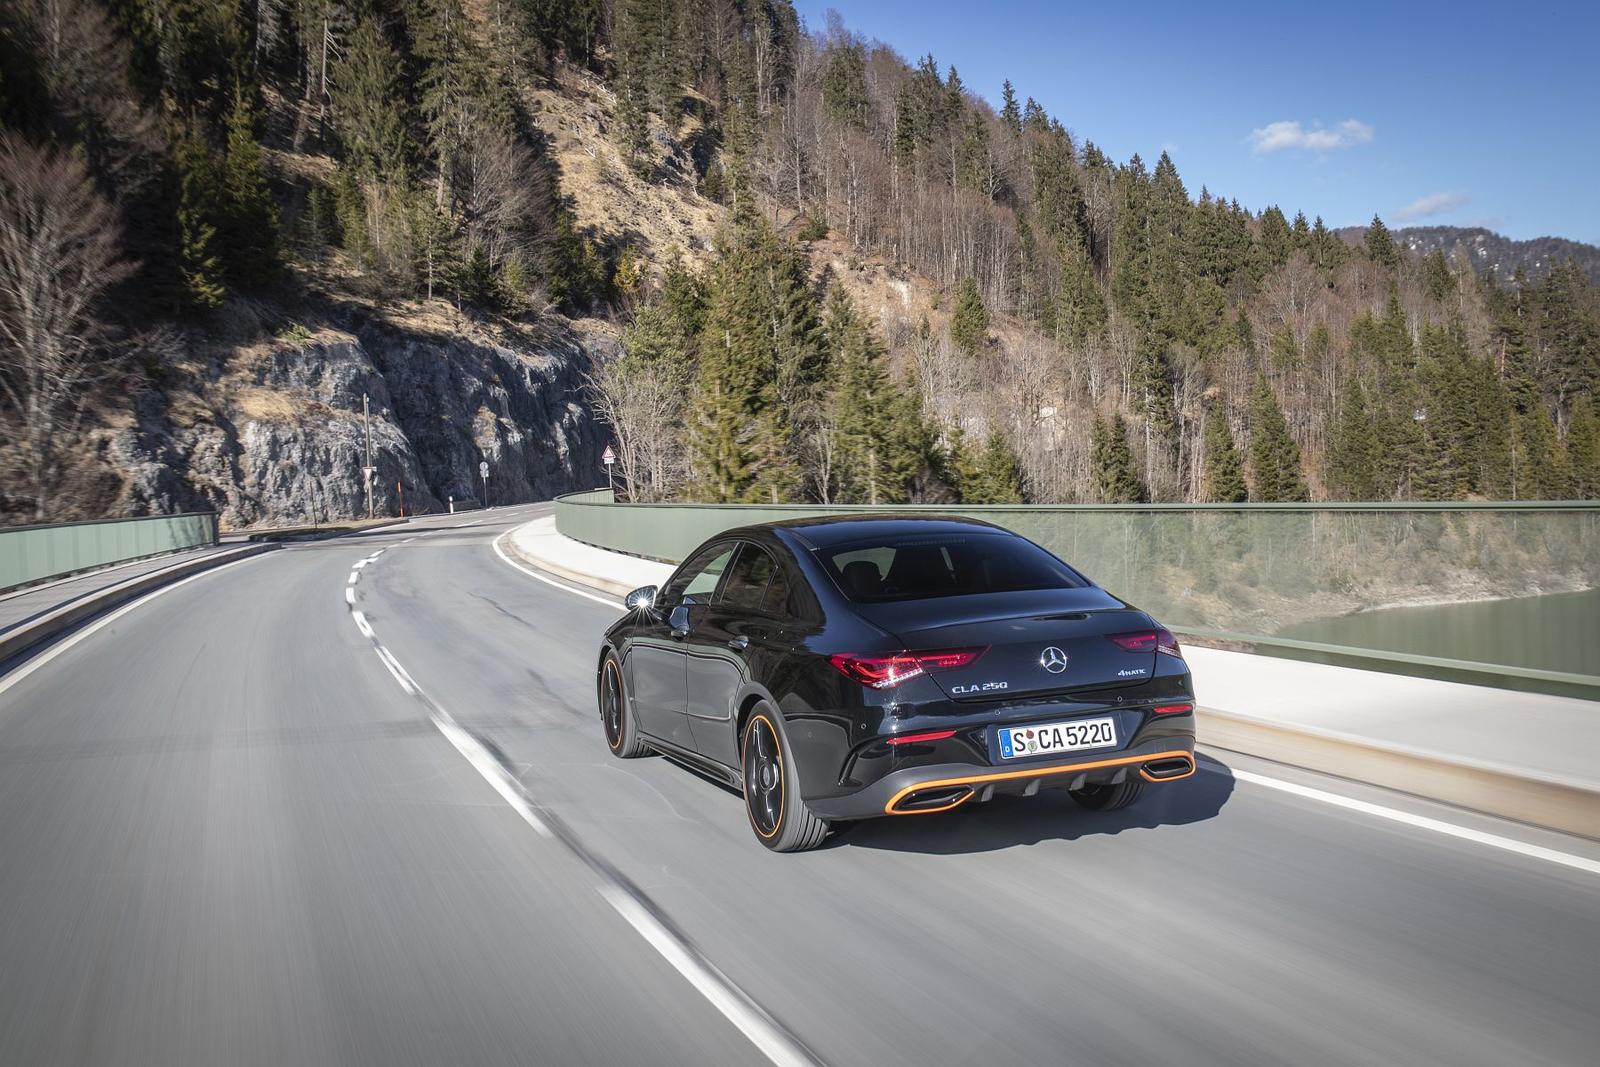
[1198,707,1600,841]
[503,534,634,599]
[504,517,1600,840]
[0,543,279,667]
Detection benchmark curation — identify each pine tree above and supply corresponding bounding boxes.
[1422,250,1453,302]
[218,86,281,287]
[172,128,226,310]
[1327,383,1380,500]
[1515,404,1571,499]
[1091,414,1146,503]
[1201,409,1246,502]
[967,430,1025,503]
[407,193,459,301]
[1052,239,1105,344]
[821,40,868,129]
[1247,377,1308,501]
[1567,395,1600,499]
[824,290,925,504]
[1258,205,1292,268]
[1110,154,1154,326]
[949,275,988,355]
[331,18,410,181]
[1309,215,1347,270]
[689,233,766,500]
[999,79,1021,133]
[1365,213,1398,269]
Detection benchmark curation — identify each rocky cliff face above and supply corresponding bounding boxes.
[105,306,609,528]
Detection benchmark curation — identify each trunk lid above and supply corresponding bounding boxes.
[852,589,1159,700]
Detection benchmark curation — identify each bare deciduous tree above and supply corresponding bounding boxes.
[0,134,132,519]
[583,319,690,502]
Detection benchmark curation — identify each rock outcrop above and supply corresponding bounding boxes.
[105,306,607,528]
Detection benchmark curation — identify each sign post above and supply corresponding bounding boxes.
[602,445,616,496]
[478,459,489,510]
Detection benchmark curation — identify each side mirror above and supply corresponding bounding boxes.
[624,585,658,611]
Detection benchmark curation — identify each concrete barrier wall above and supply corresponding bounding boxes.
[0,513,219,592]
[554,490,1600,697]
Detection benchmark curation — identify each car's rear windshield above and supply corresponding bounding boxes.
[814,532,1087,603]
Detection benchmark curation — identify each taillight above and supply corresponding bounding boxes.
[1152,703,1193,715]
[1108,628,1182,657]
[885,729,958,745]
[828,647,988,689]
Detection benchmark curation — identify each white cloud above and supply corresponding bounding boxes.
[1393,192,1470,223]
[1250,119,1374,154]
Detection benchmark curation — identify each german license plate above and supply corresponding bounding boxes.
[997,717,1117,760]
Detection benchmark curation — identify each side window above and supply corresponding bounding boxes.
[670,544,736,603]
[719,544,776,612]
[760,560,795,617]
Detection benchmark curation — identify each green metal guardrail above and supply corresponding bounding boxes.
[0,513,219,593]
[555,490,1600,698]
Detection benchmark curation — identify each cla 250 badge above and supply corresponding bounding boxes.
[950,681,1009,694]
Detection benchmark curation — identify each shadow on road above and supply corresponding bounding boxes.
[829,754,1235,855]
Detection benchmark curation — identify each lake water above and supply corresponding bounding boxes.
[1277,588,1600,677]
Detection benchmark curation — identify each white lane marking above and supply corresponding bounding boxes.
[600,886,817,1067]
[344,587,355,606]
[347,573,358,585]
[0,554,267,697]
[373,646,417,696]
[402,537,416,544]
[353,560,368,570]
[431,712,552,839]
[346,542,815,1067]
[370,549,385,558]
[1225,766,1600,877]
[490,532,622,609]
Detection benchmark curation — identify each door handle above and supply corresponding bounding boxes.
[671,627,689,639]
[726,636,749,651]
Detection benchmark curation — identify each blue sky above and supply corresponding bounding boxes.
[794,1,1600,243]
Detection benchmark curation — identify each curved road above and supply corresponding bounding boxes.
[1,504,1596,1065]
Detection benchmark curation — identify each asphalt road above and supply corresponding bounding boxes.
[2,503,1596,1066]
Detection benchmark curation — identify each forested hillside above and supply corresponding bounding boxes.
[1,0,1597,523]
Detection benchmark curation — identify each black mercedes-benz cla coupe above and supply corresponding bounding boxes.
[596,516,1197,851]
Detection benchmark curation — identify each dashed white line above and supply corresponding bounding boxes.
[344,587,356,605]
[345,534,818,1067]
[347,572,358,585]
[1224,766,1600,877]
[491,532,621,609]
[431,712,553,838]
[600,886,817,1067]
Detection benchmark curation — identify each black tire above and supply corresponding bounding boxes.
[1070,776,1146,811]
[599,653,647,758]
[741,704,829,852]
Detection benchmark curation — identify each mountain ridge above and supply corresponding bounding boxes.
[1336,225,1600,284]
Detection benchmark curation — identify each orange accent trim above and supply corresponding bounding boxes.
[885,748,1195,815]
[1138,754,1197,783]
[746,713,785,839]
[893,788,976,815]
[603,659,624,753]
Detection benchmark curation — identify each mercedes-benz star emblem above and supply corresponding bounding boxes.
[1040,646,1069,674]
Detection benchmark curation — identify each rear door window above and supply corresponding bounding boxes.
[718,543,777,612]
[816,533,1085,603]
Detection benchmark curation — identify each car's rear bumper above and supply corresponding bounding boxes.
[805,735,1197,820]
